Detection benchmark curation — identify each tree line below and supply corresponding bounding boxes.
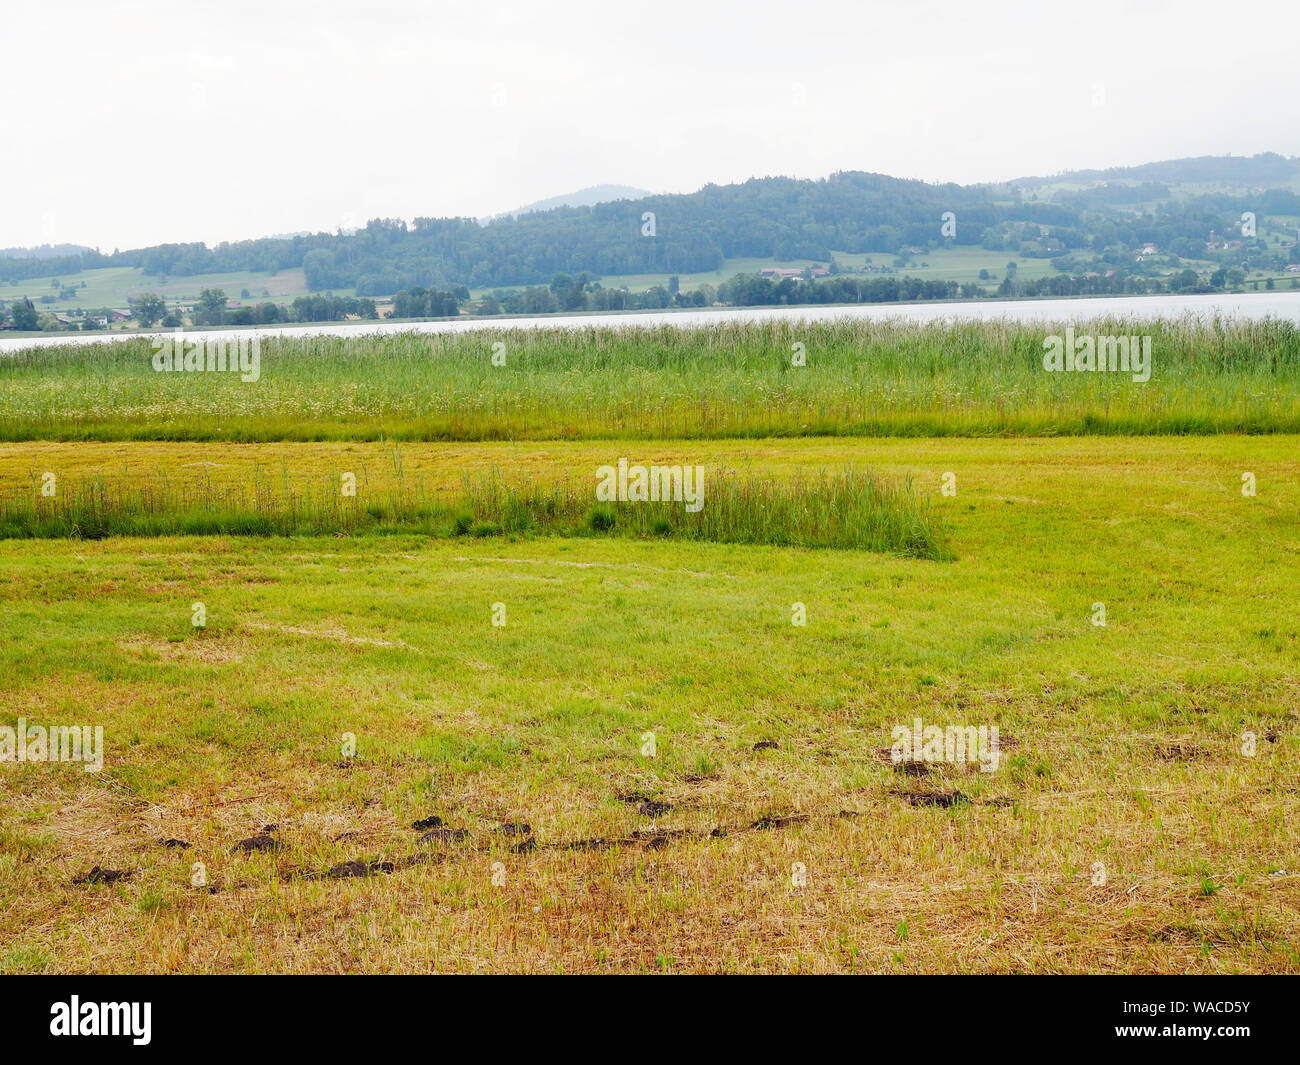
[5,162,1298,297]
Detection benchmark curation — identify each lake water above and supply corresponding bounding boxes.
[3,290,1298,354]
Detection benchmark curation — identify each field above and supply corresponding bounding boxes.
[7,248,1290,330]
[1,318,1298,973]
[556,246,1289,301]
[0,266,322,317]
[475,248,1069,298]
[3,253,1046,316]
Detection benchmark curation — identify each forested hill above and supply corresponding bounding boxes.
[6,154,1299,295]
[488,184,652,220]
[1007,152,1300,191]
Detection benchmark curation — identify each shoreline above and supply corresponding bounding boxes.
[3,288,1299,354]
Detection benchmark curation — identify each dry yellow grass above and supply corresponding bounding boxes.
[1,436,1297,972]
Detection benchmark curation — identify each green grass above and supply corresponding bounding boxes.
[4,316,1299,441]
[1,251,1045,312]
[0,266,323,315]
[471,248,1119,298]
[2,304,1297,973]
[0,435,1296,973]
[0,464,948,558]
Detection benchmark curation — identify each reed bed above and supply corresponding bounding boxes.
[0,464,949,558]
[3,315,1297,440]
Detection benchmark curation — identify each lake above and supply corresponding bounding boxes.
[3,290,1299,354]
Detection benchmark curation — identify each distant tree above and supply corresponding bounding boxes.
[196,288,227,326]
[131,292,167,327]
[521,286,558,314]
[10,298,38,331]
[290,293,373,322]
[392,286,424,318]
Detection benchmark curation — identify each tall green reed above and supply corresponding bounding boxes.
[2,316,1297,440]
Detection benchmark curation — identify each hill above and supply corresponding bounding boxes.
[1007,152,1300,194]
[487,184,653,221]
[0,243,96,261]
[3,155,1299,319]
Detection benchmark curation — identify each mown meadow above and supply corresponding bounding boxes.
[0,319,1297,973]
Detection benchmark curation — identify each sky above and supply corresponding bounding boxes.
[3,0,1298,251]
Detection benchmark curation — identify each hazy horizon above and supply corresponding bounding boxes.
[4,0,1298,251]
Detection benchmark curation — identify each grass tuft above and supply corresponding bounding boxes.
[0,464,949,558]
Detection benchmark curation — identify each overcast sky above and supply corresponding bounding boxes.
[3,0,1297,251]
